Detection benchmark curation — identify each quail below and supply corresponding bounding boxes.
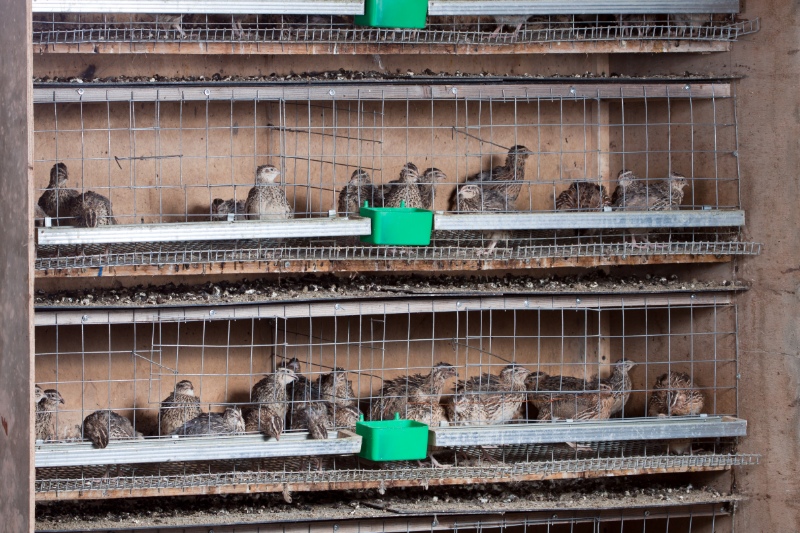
[555,181,611,211]
[159,380,202,436]
[452,184,515,254]
[456,145,531,209]
[170,406,246,436]
[67,190,118,227]
[381,163,424,209]
[338,169,375,215]
[35,387,65,441]
[211,198,247,221]
[447,364,531,426]
[370,362,457,427]
[612,170,688,246]
[247,366,297,440]
[38,162,80,223]
[245,164,294,220]
[648,371,705,417]
[82,410,142,449]
[491,15,529,36]
[418,167,447,210]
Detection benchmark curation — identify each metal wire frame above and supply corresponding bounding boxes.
[34,299,739,448]
[32,81,748,266]
[31,14,760,48]
[32,503,739,532]
[34,451,759,501]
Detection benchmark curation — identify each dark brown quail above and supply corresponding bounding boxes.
[338,169,375,215]
[648,371,705,417]
[34,205,47,227]
[170,406,245,436]
[35,387,64,441]
[245,164,294,220]
[159,380,202,436]
[555,181,611,211]
[381,163,423,209]
[249,367,297,440]
[370,363,457,427]
[537,382,617,421]
[38,162,80,223]
[82,410,142,449]
[211,198,247,221]
[67,190,118,227]
[447,364,531,426]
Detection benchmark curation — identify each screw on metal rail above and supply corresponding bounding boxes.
[82,315,89,322]
[204,89,210,96]
[209,310,216,316]
[690,294,696,300]
[333,525,339,531]
[644,510,650,517]
[451,87,457,95]
[576,298,581,304]
[334,304,342,311]
[432,516,439,526]
[77,88,84,95]
[284,261,291,268]
[329,89,336,96]
[684,84,691,90]
[524,300,529,308]
[569,87,577,95]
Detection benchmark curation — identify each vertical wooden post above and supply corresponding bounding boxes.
[0,0,33,528]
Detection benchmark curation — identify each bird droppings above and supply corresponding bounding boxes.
[34,273,746,309]
[35,480,737,531]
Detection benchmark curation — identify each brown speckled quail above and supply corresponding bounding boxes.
[211,198,247,221]
[447,364,530,426]
[34,205,47,227]
[317,367,359,409]
[451,184,515,254]
[370,362,457,427]
[248,367,297,440]
[462,145,531,208]
[537,382,617,421]
[159,380,202,436]
[35,387,65,441]
[418,168,447,210]
[338,169,375,215]
[82,410,143,449]
[599,359,637,417]
[648,371,705,417]
[555,181,611,211]
[245,164,294,220]
[67,190,118,227]
[38,162,80,223]
[170,406,245,436]
[612,170,688,246]
[381,163,423,209]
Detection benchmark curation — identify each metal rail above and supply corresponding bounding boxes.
[36,431,362,468]
[429,0,740,15]
[33,0,364,14]
[431,416,746,447]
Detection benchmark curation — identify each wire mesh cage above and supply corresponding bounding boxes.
[33,80,757,273]
[31,13,760,52]
[34,295,745,490]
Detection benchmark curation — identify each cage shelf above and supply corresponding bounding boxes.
[431,416,746,447]
[428,0,740,15]
[32,13,758,55]
[35,452,759,501]
[32,78,752,277]
[35,431,362,468]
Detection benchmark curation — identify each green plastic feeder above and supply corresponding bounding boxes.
[355,0,428,29]
[355,413,429,461]
[359,201,433,246]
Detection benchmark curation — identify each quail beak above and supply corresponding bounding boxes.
[59,397,65,404]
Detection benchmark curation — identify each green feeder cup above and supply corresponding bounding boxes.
[355,413,429,461]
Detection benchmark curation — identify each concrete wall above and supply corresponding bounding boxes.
[0,0,33,530]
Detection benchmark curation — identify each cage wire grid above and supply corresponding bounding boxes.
[33,81,753,269]
[31,14,760,48]
[34,300,740,471]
